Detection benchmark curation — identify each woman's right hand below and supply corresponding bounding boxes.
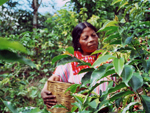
[41,75,60,108]
[41,90,57,108]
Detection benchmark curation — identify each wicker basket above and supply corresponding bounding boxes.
[47,80,79,113]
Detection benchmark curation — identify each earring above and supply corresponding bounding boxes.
[78,47,80,51]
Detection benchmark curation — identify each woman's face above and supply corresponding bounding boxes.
[79,27,99,55]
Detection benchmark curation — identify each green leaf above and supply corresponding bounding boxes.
[0,0,9,6]
[145,59,150,73]
[117,47,134,51]
[92,55,115,68]
[104,33,120,42]
[65,46,74,55]
[95,100,109,112]
[113,57,124,76]
[105,27,118,36]
[29,88,38,99]
[120,18,126,23]
[143,76,150,82]
[2,101,18,113]
[0,50,22,62]
[125,36,133,45]
[88,81,108,95]
[110,40,121,45]
[52,54,70,64]
[71,106,78,112]
[98,26,119,32]
[91,49,104,55]
[103,81,114,95]
[72,94,84,105]
[145,10,150,13]
[88,98,99,109]
[141,32,150,37]
[65,84,80,93]
[111,0,121,5]
[102,69,116,79]
[129,72,143,92]
[121,65,133,86]
[90,65,108,86]
[56,56,80,66]
[141,21,150,27]
[130,7,136,15]
[130,50,137,59]
[118,1,128,11]
[80,110,91,113]
[104,64,114,70]
[81,72,92,87]
[115,98,123,108]
[107,83,126,94]
[1,77,9,85]
[0,37,27,54]
[72,102,82,110]
[122,102,139,113]
[109,91,134,102]
[99,20,118,31]
[21,57,36,67]
[0,89,4,96]
[0,50,35,67]
[124,5,132,16]
[77,62,91,67]
[141,95,150,113]
[78,68,94,74]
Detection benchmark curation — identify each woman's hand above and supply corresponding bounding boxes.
[41,75,60,108]
[41,90,57,108]
[49,75,61,81]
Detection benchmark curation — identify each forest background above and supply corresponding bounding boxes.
[0,0,150,113]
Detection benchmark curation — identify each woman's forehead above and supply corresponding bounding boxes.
[81,27,95,35]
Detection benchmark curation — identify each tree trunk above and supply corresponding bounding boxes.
[32,0,38,29]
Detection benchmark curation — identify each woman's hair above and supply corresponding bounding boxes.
[72,22,99,51]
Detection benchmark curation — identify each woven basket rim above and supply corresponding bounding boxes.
[48,80,73,85]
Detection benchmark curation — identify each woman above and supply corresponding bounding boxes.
[41,22,109,108]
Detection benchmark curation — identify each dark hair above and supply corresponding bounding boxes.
[72,22,99,51]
